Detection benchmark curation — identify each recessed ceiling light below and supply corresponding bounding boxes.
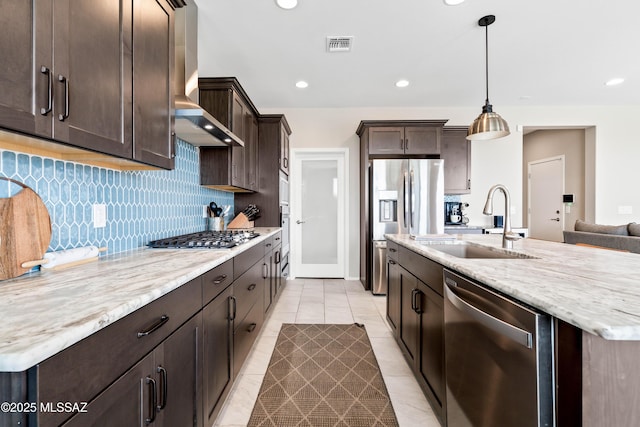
[276,0,298,9]
[395,80,410,88]
[605,77,625,86]
[443,0,465,5]
[296,81,309,89]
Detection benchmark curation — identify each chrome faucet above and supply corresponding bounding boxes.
[483,184,521,249]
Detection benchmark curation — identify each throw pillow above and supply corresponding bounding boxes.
[628,222,640,237]
[575,219,629,236]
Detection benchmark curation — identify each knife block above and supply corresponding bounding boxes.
[227,213,254,229]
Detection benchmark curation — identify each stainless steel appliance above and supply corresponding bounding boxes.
[443,269,553,427]
[370,159,444,295]
[148,230,259,249]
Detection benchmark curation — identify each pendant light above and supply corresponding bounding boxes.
[467,15,510,141]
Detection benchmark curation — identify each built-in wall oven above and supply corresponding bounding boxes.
[443,269,554,427]
[279,171,290,278]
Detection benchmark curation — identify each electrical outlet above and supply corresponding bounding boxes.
[203,205,209,218]
[93,204,107,228]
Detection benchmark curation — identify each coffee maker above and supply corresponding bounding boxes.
[445,201,468,225]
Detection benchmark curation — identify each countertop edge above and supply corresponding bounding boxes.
[0,228,281,372]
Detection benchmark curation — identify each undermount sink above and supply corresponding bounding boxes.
[422,242,538,259]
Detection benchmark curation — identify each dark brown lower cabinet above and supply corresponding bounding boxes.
[203,286,233,427]
[63,313,203,427]
[394,257,445,425]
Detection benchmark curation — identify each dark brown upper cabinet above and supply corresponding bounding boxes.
[198,77,259,192]
[236,114,291,227]
[0,0,177,170]
[357,120,447,157]
[441,127,472,194]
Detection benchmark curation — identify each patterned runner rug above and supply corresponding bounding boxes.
[248,323,399,427]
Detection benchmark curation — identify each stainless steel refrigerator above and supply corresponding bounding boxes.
[371,159,444,295]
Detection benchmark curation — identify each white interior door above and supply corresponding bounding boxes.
[291,149,346,278]
[528,156,564,241]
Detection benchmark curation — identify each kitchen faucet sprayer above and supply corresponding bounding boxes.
[483,184,521,249]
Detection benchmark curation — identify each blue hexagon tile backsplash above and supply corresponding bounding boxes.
[0,140,233,255]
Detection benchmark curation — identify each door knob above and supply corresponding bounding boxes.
[296,220,305,224]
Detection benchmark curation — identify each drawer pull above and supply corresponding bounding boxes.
[212,274,228,285]
[137,315,170,338]
[145,377,157,424]
[389,248,397,253]
[157,366,168,410]
[247,323,257,333]
[248,283,257,291]
[388,259,397,265]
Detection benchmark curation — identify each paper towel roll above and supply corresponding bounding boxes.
[41,246,101,269]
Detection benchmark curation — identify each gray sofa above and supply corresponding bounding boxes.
[563,220,640,253]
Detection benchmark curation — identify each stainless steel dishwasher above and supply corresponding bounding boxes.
[443,269,554,427]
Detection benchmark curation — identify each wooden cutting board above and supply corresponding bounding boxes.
[0,178,52,280]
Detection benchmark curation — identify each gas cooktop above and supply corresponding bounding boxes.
[148,230,259,249]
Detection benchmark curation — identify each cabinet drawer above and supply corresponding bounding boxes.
[35,278,202,427]
[387,241,399,262]
[203,259,234,304]
[399,245,443,296]
[234,243,264,278]
[233,296,264,377]
[263,236,274,254]
[233,260,264,324]
[271,231,282,248]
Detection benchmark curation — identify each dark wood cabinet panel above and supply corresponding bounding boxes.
[366,125,442,156]
[0,0,52,137]
[52,0,133,158]
[156,313,203,427]
[62,352,154,427]
[203,286,233,426]
[368,127,405,155]
[0,0,175,170]
[441,127,471,194]
[233,295,264,377]
[236,114,291,227]
[390,247,445,424]
[132,0,175,169]
[198,78,259,191]
[417,281,445,409]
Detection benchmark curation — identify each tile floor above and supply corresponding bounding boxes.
[213,278,441,427]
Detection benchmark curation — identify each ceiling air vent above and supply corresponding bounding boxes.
[326,36,353,52]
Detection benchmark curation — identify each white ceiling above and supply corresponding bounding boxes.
[196,0,640,110]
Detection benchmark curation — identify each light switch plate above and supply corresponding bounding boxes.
[618,205,633,215]
[93,204,107,228]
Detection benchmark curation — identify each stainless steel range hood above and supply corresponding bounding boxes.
[174,4,243,147]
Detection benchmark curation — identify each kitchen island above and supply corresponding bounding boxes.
[387,233,640,427]
[0,227,282,426]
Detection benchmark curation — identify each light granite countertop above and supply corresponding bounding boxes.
[0,228,281,372]
[386,233,640,341]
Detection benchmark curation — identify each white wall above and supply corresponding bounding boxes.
[262,105,640,279]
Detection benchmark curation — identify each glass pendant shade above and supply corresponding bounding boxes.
[467,103,510,141]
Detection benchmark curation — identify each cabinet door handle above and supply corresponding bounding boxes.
[275,251,281,264]
[229,296,237,321]
[40,66,52,115]
[212,274,227,285]
[410,289,417,311]
[415,290,423,314]
[248,283,257,291]
[247,323,257,333]
[137,315,170,338]
[405,138,409,151]
[57,74,69,121]
[262,263,268,279]
[467,179,471,190]
[284,157,288,168]
[145,377,157,424]
[157,366,168,410]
